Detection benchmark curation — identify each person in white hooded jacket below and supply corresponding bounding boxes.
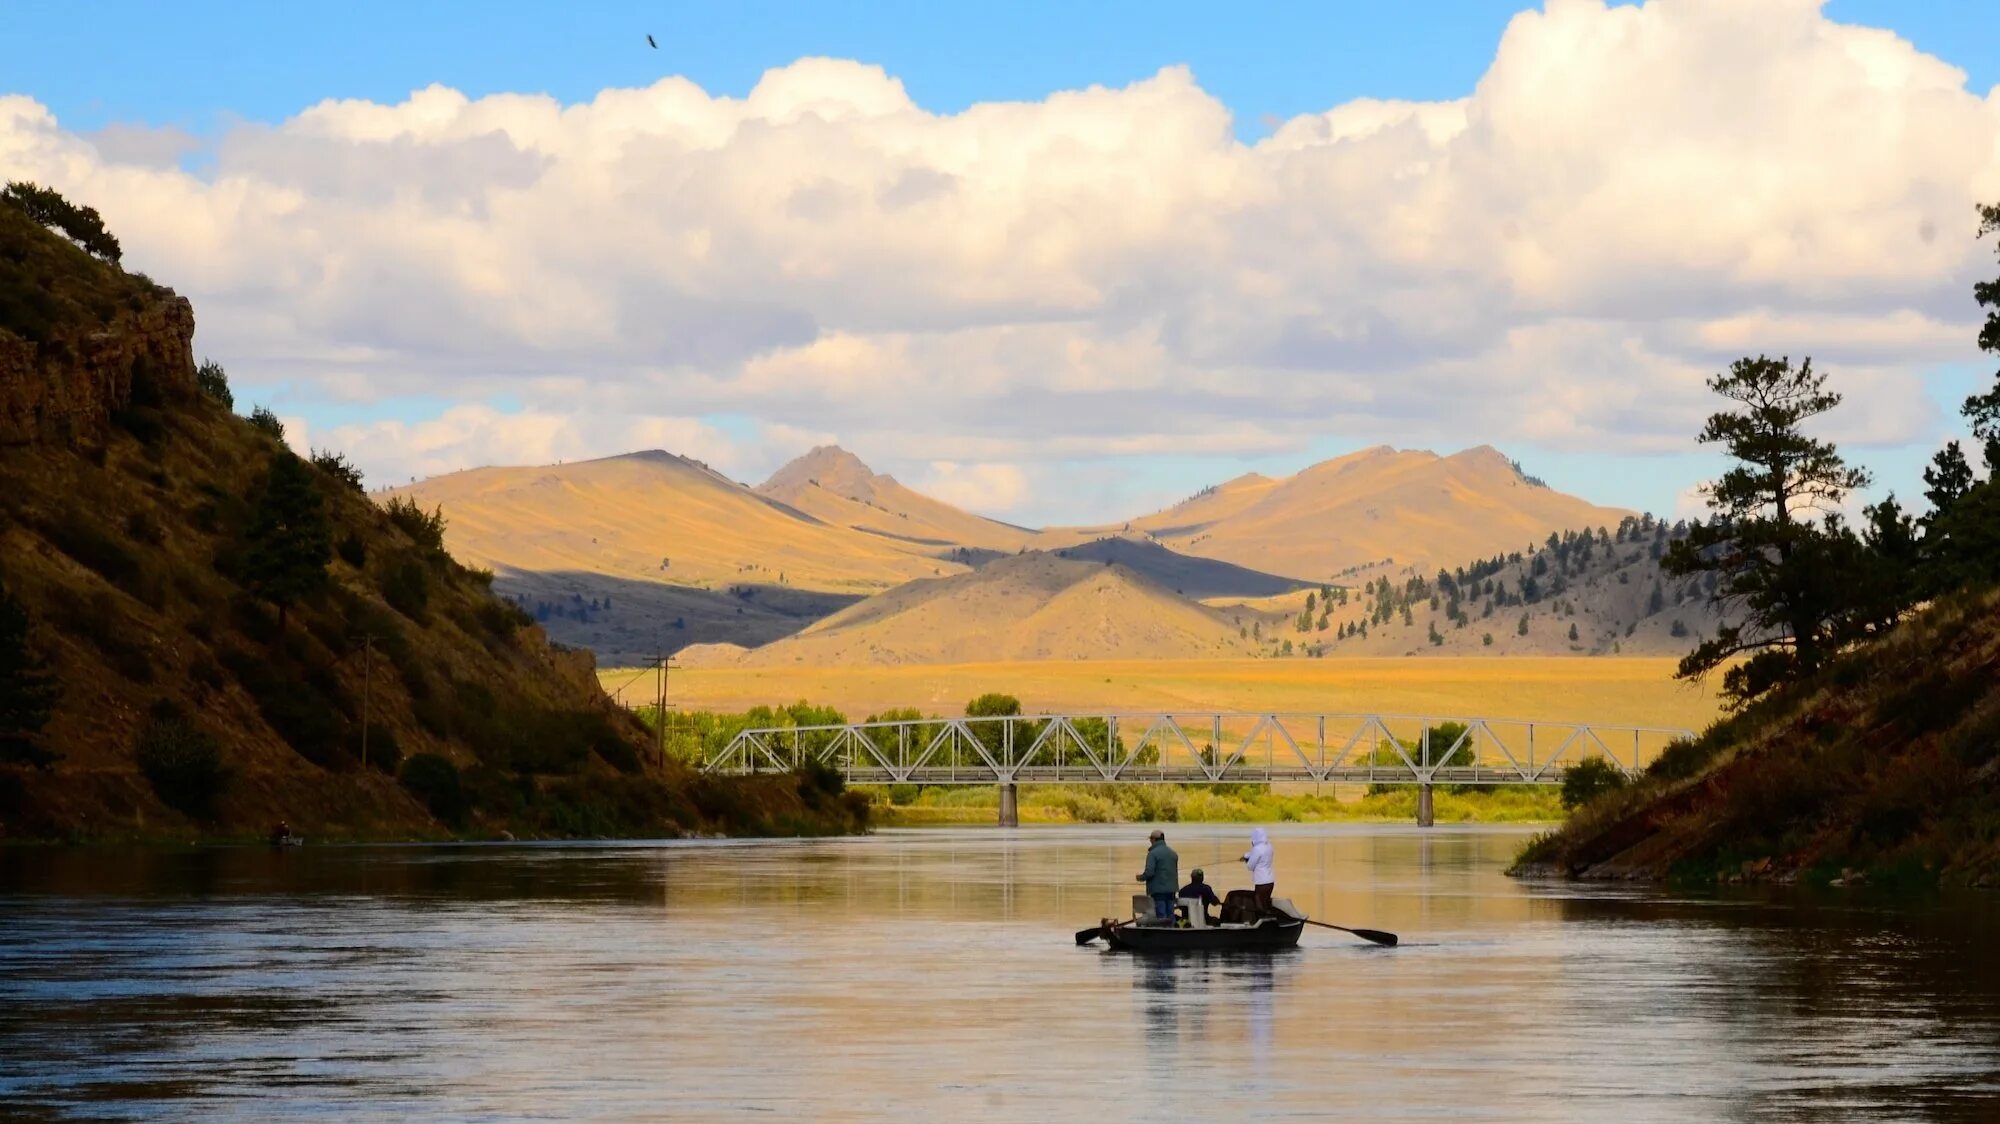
[1242,827,1276,916]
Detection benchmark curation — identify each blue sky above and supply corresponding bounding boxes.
[13,1,1998,140]
[5,1,1998,523]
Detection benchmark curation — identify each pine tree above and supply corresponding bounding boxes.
[1919,206,2000,587]
[243,453,333,629]
[1965,202,2000,472]
[0,580,59,768]
[1924,440,1976,517]
[1665,356,1870,702]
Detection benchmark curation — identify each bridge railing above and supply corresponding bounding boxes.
[701,712,1696,786]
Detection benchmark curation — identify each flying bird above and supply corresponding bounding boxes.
[647,34,657,48]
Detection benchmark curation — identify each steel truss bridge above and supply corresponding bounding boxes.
[703,712,1694,825]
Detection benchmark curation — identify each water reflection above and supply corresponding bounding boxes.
[1,826,1997,1121]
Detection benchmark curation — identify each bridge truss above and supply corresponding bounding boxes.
[702,712,1694,787]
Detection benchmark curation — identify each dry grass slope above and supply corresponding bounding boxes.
[1050,445,1630,582]
[712,552,1253,666]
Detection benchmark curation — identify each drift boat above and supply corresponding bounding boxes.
[1081,892,1307,952]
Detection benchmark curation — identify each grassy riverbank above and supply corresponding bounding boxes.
[862,783,1563,826]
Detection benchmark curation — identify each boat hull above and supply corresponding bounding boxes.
[1102,919,1303,952]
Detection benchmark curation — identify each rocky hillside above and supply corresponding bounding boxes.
[1514,585,2000,887]
[692,551,1253,666]
[0,199,864,841]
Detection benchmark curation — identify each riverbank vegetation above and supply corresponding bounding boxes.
[1517,205,2000,888]
[866,783,1562,826]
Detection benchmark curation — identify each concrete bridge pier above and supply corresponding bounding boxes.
[998,783,1019,828]
[1416,783,1435,828]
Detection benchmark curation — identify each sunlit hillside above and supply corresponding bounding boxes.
[756,445,1035,554]
[699,552,1254,666]
[389,442,1641,663]
[1047,445,1631,582]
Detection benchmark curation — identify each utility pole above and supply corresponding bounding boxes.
[650,652,679,767]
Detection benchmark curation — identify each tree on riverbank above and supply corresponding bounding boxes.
[1664,355,1872,702]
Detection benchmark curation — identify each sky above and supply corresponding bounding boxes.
[5,0,2000,525]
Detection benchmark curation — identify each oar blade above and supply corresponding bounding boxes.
[1075,925,1105,945]
[1350,927,1398,947]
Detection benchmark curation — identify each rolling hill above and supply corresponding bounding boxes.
[387,449,959,595]
[756,445,1034,553]
[1049,445,1632,582]
[384,448,997,663]
[388,441,1645,663]
[699,552,1254,666]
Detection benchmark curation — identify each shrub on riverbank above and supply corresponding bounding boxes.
[863,782,1562,825]
[135,702,229,821]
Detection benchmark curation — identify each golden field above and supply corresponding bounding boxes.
[612,656,1723,731]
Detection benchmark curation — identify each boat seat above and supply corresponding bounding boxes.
[1220,889,1260,925]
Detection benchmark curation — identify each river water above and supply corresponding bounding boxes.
[3,824,1998,1121]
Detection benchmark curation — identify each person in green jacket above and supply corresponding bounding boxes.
[1135,830,1179,922]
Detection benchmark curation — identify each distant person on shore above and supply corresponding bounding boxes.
[1179,867,1222,925]
[1242,827,1276,915]
[1136,830,1179,922]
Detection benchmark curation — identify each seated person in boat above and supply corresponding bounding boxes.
[1135,830,1179,922]
[1178,868,1222,925]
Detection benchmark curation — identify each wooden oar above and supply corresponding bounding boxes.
[1299,917,1398,947]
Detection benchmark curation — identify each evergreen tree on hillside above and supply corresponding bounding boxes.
[1924,441,1976,517]
[2,181,122,263]
[0,581,60,768]
[1921,204,2000,587]
[1665,356,1870,702]
[1854,495,1923,634]
[1965,202,2000,473]
[244,453,332,629]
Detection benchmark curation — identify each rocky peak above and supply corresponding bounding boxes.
[758,444,882,501]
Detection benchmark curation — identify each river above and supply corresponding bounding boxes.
[3,824,1998,1121]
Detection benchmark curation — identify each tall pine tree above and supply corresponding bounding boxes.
[1964,202,2000,473]
[243,452,332,629]
[1665,356,1870,703]
[0,579,59,768]
[1924,203,2000,586]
